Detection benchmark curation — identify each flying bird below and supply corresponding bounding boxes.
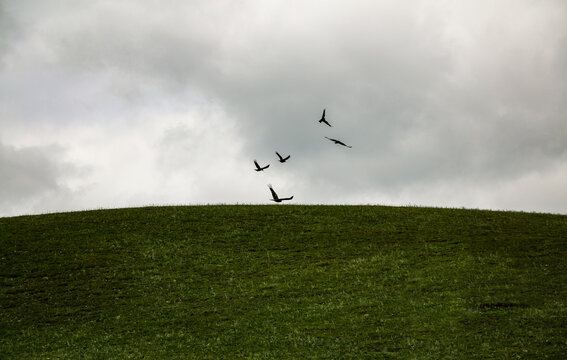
[325,136,352,148]
[275,151,290,163]
[254,160,270,171]
[318,109,332,127]
[268,184,294,203]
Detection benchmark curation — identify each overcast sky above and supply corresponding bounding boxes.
[1,0,567,217]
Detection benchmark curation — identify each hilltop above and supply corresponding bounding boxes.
[1,205,566,359]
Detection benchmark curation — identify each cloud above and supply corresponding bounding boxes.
[1,0,566,215]
[0,142,83,215]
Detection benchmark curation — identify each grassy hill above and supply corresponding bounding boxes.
[1,205,566,359]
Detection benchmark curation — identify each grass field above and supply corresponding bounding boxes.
[1,205,566,359]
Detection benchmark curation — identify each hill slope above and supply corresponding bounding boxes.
[1,205,566,359]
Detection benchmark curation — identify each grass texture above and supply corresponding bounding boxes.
[1,205,567,359]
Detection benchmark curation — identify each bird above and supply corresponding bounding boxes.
[268,184,294,202]
[254,160,270,171]
[325,136,352,148]
[275,151,290,163]
[318,109,332,127]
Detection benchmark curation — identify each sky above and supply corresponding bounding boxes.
[1,0,567,217]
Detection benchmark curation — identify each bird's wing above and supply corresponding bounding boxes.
[264,164,270,169]
[322,109,326,117]
[268,185,279,200]
[254,160,259,167]
[275,151,282,160]
[284,155,290,160]
[281,195,294,201]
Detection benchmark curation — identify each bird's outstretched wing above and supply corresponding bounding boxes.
[319,109,331,127]
[325,136,352,148]
[280,195,294,201]
[268,184,279,201]
[335,140,351,147]
[255,160,270,170]
[275,152,283,161]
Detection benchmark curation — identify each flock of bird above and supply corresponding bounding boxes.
[254,109,352,203]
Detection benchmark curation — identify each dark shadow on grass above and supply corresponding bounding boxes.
[477,302,529,311]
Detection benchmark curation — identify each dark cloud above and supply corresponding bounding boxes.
[0,3,14,60]
[0,143,80,215]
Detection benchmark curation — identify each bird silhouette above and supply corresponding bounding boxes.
[325,136,352,148]
[254,160,270,171]
[318,109,332,127]
[268,184,294,202]
[275,151,290,163]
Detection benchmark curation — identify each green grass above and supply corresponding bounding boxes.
[1,205,566,359]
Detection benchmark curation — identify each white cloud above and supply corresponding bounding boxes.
[1,0,567,216]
